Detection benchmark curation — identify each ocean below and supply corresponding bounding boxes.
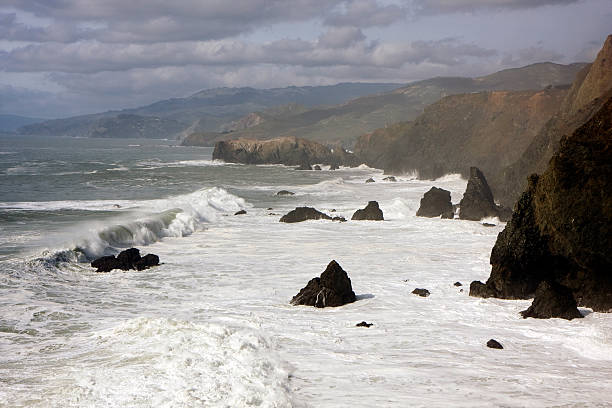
[1,136,611,407]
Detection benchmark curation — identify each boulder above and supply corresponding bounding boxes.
[383,176,397,182]
[365,178,375,183]
[280,207,332,223]
[329,162,340,170]
[313,165,322,170]
[332,216,347,222]
[412,288,430,297]
[454,282,463,287]
[234,209,247,215]
[470,96,612,312]
[296,161,312,171]
[351,201,384,221]
[135,254,160,271]
[520,281,583,320]
[356,321,373,327]
[116,248,141,270]
[416,187,454,218]
[486,339,503,349]
[91,255,120,273]
[291,260,356,307]
[276,190,295,196]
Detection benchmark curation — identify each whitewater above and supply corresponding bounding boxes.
[1,136,611,407]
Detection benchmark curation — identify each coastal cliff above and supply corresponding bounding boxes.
[470,95,612,312]
[212,136,359,167]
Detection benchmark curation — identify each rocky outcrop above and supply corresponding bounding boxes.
[351,201,384,221]
[459,168,510,221]
[416,187,454,218]
[486,339,503,349]
[470,95,612,312]
[412,288,430,297]
[276,190,295,196]
[91,248,159,272]
[279,207,332,223]
[520,281,583,320]
[356,321,373,327]
[291,260,356,307]
[212,136,359,167]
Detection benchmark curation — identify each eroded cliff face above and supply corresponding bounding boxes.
[494,35,612,207]
[212,136,359,167]
[471,96,612,312]
[354,87,566,181]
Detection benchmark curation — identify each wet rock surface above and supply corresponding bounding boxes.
[280,207,332,223]
[291,260,356,308]
[91,248,159,273]
[416,187,454,218]
[520,281,583,320]
[351,201,384,221]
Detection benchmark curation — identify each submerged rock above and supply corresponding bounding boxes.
[356,321,373,327]
[91,255,119,273]
[234,209,247,215]
[454,282,463,287]
[486,339,503,349]
[291,260,356,308]
[135,254,160,271]
[416,187,454,218]
[365,178,375,183]
[520,281,583,320]
[313,165,322,170]
[116,248,141,270]
[351,201,384,221]
[296,161,312,171]
[276,190,295,196]
[383,176,397,182]
[280,207,332,223]
[412,288,430,297]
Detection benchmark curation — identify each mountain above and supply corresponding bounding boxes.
[183,62,586,147]
[17,83,402,138]
[0,114,45,132]
[492,35,612,206]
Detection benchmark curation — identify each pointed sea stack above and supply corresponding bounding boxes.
[291,260,357,308]
[351,201,384,221]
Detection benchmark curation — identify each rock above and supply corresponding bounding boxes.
[280,207,332,223]
[276,190,295,196]
[482,223,496,227]
[351,201,384,221]
[313,165,322,170]
[116,248,141,270]
[91,255,120,273]
[234,209,247,215]
[365,178,375,183]
[267,207,273,210]
[454,282,462,287]
[296,161,312,171]
[471,95,612,312]
[329,162,340,170]
[459,167,499,220]
[91,248,159,272]
[330,209,336,212]
[212,136,359,167]
[520,281,583,320]
[332,216,347,222]
[356,321,373,328]
[412,288,430,297]
[469,280,496,298]
[487,339,503,349]
[416,187,454,218]
[291,260,356,307]
[134,254,160,271]
[383,176,397,182]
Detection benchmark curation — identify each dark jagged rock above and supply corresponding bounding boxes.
[135,254,160,271]
[313,165,322,170]
[276,190,295,196]
[383,176,397,182]
[520,281,583,320]
[234,209,247,215]
[469,280,497,298]
[116,248,141,270]
[351,201,384,221]
[487,339,503,349]
[471,96,612,312]
[412,288,430,297]
[91,255,120,273]
[365,178,375,183]
[416,187,454,218]
[454,282,462,287]
[356,321,373,327]
[280,207,332,223]
[332,216,347,222]
[459,167,500,221]
[291,260,356,308]
[91,248,159,273]
[482,223,496,227]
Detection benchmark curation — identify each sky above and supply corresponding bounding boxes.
[0,0,610,118]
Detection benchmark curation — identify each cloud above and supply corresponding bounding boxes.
[415,0,580,14]
[324,0,407,27]
[501,46,565,67]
